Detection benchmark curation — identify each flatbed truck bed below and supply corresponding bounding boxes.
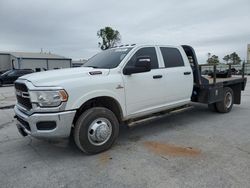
[182,45,247,106]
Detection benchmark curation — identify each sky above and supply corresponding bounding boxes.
[0,0,249,63]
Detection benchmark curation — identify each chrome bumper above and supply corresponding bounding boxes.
[14,106,76,139]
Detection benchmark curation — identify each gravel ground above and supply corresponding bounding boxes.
[0,78,249,188]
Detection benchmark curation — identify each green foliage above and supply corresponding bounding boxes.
[222,55,230,64]
[207,54,220,65]
[97,27,121,50]
[223,52,241,64]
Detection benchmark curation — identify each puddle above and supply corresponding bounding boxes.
[144,141,201,157]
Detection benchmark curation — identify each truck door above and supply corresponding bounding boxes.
[158,47,193,104]
[122,47,168,116]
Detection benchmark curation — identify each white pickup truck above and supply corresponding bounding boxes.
[14,44,247,154]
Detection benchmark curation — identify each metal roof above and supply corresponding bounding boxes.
[0,51,71,60]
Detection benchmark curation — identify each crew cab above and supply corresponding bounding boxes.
[14,45,247,154]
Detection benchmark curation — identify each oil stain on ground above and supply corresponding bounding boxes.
[144,141,201,157]
[99,152,112,165]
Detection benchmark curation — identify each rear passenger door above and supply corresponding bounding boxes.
[159,47,193,105]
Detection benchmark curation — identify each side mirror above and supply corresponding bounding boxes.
[123,56,151,75]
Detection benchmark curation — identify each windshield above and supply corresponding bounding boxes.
[83,47,132,69]
[1,70,12,76]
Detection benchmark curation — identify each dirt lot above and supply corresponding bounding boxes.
[0,79,250,188]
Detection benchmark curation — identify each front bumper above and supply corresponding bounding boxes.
[14,106,76,139]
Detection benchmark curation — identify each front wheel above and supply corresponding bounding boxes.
[74,107,119,154]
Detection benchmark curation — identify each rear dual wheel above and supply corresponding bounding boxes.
[208,87,234,113]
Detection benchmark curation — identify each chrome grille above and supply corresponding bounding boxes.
[15,82,32,110]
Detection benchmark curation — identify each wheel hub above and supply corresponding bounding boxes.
[88,118,112,146]
[225,92,232,109]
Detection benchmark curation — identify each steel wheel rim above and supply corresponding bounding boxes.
[225,92,232,109]
[87,118,112,146]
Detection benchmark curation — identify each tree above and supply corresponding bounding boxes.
[229,52,241,64]
[223,52,241,64]
[97,27,121,50]
[223,55,230,64]
[207,54,220,65]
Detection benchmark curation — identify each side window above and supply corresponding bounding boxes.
[126,47,159,69]
[16,70,26,76]
[8,71,16,76]
[160,47,184,68]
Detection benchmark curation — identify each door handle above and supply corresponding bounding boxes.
[184,72,191,75]
[153,75,163,79]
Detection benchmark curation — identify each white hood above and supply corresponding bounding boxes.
[20,67,110,87]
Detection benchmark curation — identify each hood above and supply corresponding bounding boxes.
[20,67,110,87]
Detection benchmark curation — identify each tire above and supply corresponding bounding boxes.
[216,87,234,113]
[0,80,2,87]
[208,103,218,112]
[74,107,119,154]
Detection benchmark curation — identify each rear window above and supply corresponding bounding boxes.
[160,47,184,68]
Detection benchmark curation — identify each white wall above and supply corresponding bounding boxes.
[48,59,71,69]
[0,54,11,70]
[247,44,250,62]
[19,59,47,71]
[18,59,71,71]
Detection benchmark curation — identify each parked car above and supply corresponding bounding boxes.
[0,69,34,86]
[13,45,247,154]
[0,69,10,75]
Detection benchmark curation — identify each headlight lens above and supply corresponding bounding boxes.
[29,90,68,107]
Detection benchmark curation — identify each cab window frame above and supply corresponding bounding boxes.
[160,47,185,68]
[124,47,159,70]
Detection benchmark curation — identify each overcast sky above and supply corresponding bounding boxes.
[0,0,249,63]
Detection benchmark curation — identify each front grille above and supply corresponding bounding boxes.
[15,82,32,110]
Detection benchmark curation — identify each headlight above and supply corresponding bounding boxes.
[29,90,68,107]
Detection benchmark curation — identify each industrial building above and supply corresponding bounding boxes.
[0,51,72,72]
[247,44,250,64]
[72,59,87,67]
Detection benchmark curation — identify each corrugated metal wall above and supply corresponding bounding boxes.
[47,59,71,69]
[0,54,11,71]
[18,59,71,71]
[19,59,47,71]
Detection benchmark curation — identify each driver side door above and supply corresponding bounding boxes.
[122,47,167,118]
